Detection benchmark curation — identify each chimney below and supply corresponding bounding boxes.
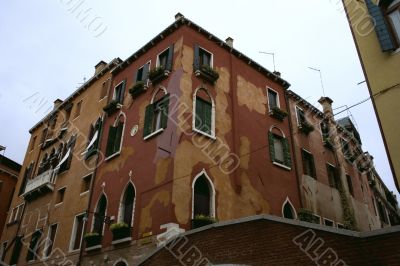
[226,37,234,48]
[175,12,184,21]
[54,99,63,110]
[318,96,334,119]
[94,60,107,75]
[273,71,281,77]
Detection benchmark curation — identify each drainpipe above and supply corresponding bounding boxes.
[285,92,303,210]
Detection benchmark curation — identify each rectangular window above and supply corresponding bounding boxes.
[113,81,126,104]
[135,62,150,83]
[327,164,341,189]
[269,132,292,168]
[195,97,212,135]
[1,241,7,261]
[301,149,316,179]
[267,88,279,110]
[70,214,85,251]
[26,230,43,261]
[30,136,37,151]
[9,236,22,265]
[106,121,124,157]
[323,218,334,227]
[157,48,169,69]
[64,104,73,125]
[320,121,330,140]
[346,175,354,197]
[56,187,66,204]
[296,106,306,126]
[81,174,92,193]
[198,47,212,67]
[41,128,48,145]
[143,95,170,139]
[74,100,82,119]
[100,78,111,100]
[44,224,57,258]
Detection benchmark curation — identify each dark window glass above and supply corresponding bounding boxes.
[193,175,211,217]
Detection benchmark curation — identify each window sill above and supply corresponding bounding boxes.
[112,237,132,245]
[193,128,216,140]
[143,128,164,141]
[105,151,121,162]
[85,245,102,252]
[80,191,89,197]
[273,162,291,171]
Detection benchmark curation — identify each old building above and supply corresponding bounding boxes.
[342,0,400,192]
[0,58,122,265]
[81,13,300,265]
[286,90,399,231]
[0,153,21,241]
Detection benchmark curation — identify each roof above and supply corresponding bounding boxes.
[337,116,362,144]
[0,154,22,173]
[112,13,291,89]
[29,58,123,133]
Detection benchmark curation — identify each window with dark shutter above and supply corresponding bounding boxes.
[135,63,150,83]
[105,119,124,157]
[26,230,43,261]
[195,97,212,135]
[327,164,340,189]
[143,94,169,139]
[9,236,22,265]
[346,175,354,196]
[301,149,316,179]
[269,132,292,168]
[113,81,126,104]
[122,184,135,226]
[296,107,306,125]
[193,175,212,217]
[72,214,84,250]
[93,195,107,235]
[268,89,279,110]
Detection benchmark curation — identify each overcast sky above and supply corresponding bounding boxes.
[0,0,398,197]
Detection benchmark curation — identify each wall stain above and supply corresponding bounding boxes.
[237,75,266,114]
[139,190,170,234]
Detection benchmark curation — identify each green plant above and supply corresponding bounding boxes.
[148,66,165,80]
[298,209,320,224]
[128,81,146,98]
[270,107,288,121]
[84,232,99,238]
[84,232,102,248]
[194,214,218,222]
[110,222,129,231]
[299,121,314,134]
[103,100,119,115]
[200,65,219,80]
[192,215,218,229]
[338,186,356,230]
[323,137,334,150]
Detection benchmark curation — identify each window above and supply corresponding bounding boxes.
[8,204,24,224]
[19,163,33,195]
[85,118,102,159]
[268,131,292,168]
[388,6,400,44]
[135,62,150,83]
[193,174,214,218]
[156,46,173,71]
[70,214,85,251]
[58,136,76,173]
[301,149,316,179]
[346,174,354,197]
[323,218,334,227]
[198,47,212,67]
[93,195,107,235]
[120,184,135,226]
[327,164,341,190]
[81,174,92,193]
[193,88,214,137]
[9,236,22,265]
[282,199,296,219]
[296,106,306,126]
[143,93,169,139]
[74,100,82,119]
[40,128,48,145]
[63,103,73,124]
[56,187,66,204]
[320,121,330,140]
[106,116,124,157]
[1,241,7,261]
[267,88,279,110]
[113,81,126,105]
[26,229,43,261]
[44,224,58,258]
[100,78,111,100]
[341,138,351,159]
[30,136,37,151]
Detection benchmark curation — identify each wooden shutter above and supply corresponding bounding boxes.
[365,0,396,52]
[268,132,275,162]
[117,81,126,104]
[166,44,174,71]
[142,63,149,82]
[114,121,124,153]
[283,138,292,168]
[64,137,76,171]
[106,126,117,156]
[143,104,154,137]
[310,154,316,178]
[193,44,200,71]
[195,97,204,131]
[160,94,170,129]
[204,100,212,134]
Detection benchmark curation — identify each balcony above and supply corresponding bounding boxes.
[23,169,56,200]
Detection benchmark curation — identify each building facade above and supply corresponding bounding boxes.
[0,59,121,265]
[342,0,400,191]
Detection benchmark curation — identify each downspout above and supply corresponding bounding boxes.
[77,113,106,266]
[284,92,303,210]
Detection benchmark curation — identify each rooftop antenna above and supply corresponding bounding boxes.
[259,51,276,72]
[308,67,326,96]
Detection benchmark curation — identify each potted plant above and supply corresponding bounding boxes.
[323,137,334,150]
[270,107,288,121]
[298,209,320,224]
[191,214,217,229]
[84,232,102,248]
[129,81,147,98]
[103,100,120,115]
[195,64,219,84]
[148,66,167,84]
[110,222,131,241]
[299,121,314,135]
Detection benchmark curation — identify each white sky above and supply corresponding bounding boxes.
[0,0,398,197]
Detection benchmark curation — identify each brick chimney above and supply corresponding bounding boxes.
[318,96,334,119]
[94,60,107,75]
[226,37,234,48]
[54,99,63,110]
[175,12,184,21]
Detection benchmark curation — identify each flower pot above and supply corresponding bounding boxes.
[270,107,288,121]
[148,67,168,84]
[195,65,219,84]
[129,82,147,98]
[111,227,131,241]
[84,234,102,248]
[191,218,215,229]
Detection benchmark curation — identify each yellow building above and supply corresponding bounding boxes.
[342,0,400,191]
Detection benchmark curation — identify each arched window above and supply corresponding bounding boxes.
[282,198,296,219]
[106,114,125,157]
[86,117,102,159]
[120,183,136,226]
[93,195,107,235]
[192,171,215,218]
[268,126,292,168]
[143,87,169,139]
[193,87,215,137]
[114,260,128,266]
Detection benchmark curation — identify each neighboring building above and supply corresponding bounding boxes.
[286,90,400,231]
[0,58,122,266]
[342,0,400,192]
[82,13,300,265]
[0,154,21,237]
